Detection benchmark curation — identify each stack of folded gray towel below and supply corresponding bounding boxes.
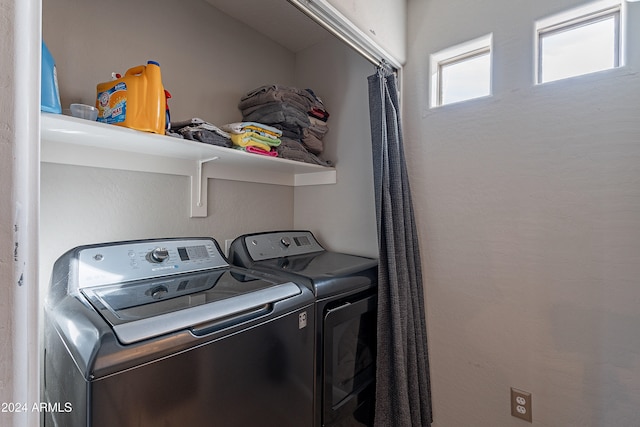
[239,85,332,166]
[168,118,232,148]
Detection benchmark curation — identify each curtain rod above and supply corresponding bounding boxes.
[286,0,401,72]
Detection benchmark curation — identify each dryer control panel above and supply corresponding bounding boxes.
[241,231,325,261]
[76,238,227,289]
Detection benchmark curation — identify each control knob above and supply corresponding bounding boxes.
[280,237,291,248]
[150,285,169,299]
[148,247,169,263]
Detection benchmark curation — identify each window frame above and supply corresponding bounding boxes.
[437,46,491,106]
[430,33,493,108]
[535,4,623,84]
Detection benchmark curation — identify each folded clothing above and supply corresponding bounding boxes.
[237,84,332,164]
[221,121,282,139]
[230,132,281,151]
[301,128,324,154]
[308,116,329,136]
[171,118,230,138]
[309,107,329,122]
[170,118,232,148]
[239,85,316,112]
[235,146,279,157]
[242,102,310,129]
[305,88,330,121]
[277,137,332,167]
[180,127,232,148]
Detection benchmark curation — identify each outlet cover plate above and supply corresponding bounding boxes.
[511,387,532,422]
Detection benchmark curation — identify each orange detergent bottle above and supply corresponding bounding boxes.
[96,60,166,134]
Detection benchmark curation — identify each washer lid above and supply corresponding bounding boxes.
[82,268,301,344]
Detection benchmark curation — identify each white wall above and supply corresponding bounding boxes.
[39,0,301,284]
[326,0,406,64]
[1,0,41,425]
[293,36,378,257]
[405,0,640,426]
[0,0,18,414]
[40,165,295,280]
[43,0,297,124]
[40,0,379,280]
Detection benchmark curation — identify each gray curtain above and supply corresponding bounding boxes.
[368,68,433,426]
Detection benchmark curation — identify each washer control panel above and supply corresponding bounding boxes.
[77,238,227,288]
[243,231,324,261]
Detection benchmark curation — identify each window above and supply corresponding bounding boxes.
[430,34,492,107]
[536,3,623,84]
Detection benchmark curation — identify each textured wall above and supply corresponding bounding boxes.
[327,0,406,64]
[405,0,640,425]
[43,0,297,125]
[1,0,41,425]
[39,0,300,288]
[0,0,16,419]
[39,0,378,284]
[293,36,378,258]
[40,165,294,284]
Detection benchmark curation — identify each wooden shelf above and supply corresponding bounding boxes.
[40,113,336,217]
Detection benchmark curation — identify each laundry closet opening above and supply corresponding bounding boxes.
[40,0,381,293]
[39,3,385,427]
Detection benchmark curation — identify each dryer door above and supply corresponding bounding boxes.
[323,293,377,426]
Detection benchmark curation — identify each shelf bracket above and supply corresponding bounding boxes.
[191,156,219,218]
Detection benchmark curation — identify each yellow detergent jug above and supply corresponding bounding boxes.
[96,60,166,134]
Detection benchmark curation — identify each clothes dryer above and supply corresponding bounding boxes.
[229,230,378,427]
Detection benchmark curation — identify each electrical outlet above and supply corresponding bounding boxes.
[510,388,532,422]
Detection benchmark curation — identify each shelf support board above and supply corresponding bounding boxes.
[191,156,220,218]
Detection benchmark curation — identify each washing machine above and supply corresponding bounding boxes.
[43,237,315,427]
[229,230,378,427]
